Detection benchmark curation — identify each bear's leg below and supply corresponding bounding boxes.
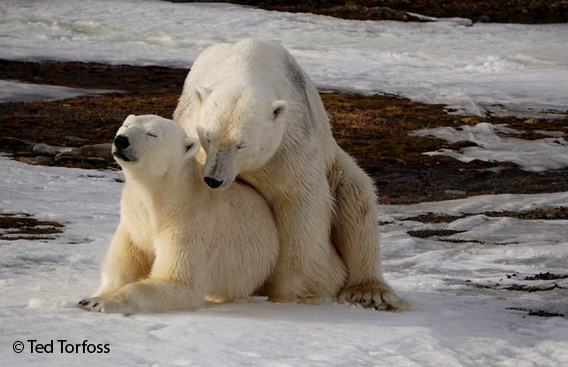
[78,279,203,314]
[330,150,410,311]
[95,226,153,296]
[79,235,206,313]
[265,187,347,303]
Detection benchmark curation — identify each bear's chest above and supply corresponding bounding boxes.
[122,195,159,253]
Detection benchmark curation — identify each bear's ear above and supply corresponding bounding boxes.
[123,114,136,125]
[271,100,288,120]
[194,86,211,104]
[183,136,201,159]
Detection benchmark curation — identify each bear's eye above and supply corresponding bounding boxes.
[236,142,247,151]
[147,132,157,138]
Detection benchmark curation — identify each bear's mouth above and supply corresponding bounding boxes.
[113,150,135,162]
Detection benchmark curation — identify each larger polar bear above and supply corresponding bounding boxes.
[78,115,279,313]
[174,39,408,310]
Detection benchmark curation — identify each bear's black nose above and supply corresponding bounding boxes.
[204,177,224,189]
[113,135,130,150]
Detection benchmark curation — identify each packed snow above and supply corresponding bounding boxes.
[411,123,568,172]
[1,0,567,117]
[0,156,567,366]
[1,0,568,365]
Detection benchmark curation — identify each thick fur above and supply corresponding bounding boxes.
[78,115,279,314]
[174,39,409,310]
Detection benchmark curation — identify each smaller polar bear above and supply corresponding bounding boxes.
[78,115,279,314]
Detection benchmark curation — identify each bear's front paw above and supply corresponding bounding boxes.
[77,298,105,312]
[77,297,129,314]
[338,282,412,311]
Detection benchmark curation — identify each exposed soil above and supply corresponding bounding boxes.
[0,213,64,241]
[525,272,568,281]
[505,283,564,292]
[465,270,567,317]
[170,0,568,24]
[526,309,565,317]
[404,207,568,223]
[509,307,565,318]
[407,229,465,239]
[2,59,568,204]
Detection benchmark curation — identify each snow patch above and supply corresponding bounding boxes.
[411,122,568,171]
[27,298,77,309]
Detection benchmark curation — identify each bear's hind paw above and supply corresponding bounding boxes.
[338,283,412,312]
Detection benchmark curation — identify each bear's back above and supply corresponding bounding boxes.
[188,39,289,88]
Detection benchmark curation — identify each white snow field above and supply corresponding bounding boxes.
[1,0,567,117]
[0,156,567,367]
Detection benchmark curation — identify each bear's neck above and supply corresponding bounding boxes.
[124,159,209,213]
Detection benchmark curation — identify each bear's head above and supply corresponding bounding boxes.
[113,115,200,178]
[192,82,288,189]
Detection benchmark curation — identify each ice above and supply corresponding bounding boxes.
[1,0,567,117]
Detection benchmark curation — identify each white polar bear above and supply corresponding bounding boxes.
[174,39,409,310]
[78,114,279,314]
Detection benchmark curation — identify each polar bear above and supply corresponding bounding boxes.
[174,39,408,310]
[78,114,279,314]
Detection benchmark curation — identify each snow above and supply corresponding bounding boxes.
[1,0,567,117]
[406,13,474,26]
[411,123,568,172]
[0,156,567,366]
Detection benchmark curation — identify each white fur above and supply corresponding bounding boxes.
[78,115,279,314]
[174,40,409,310]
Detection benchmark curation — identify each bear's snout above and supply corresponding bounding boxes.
[204,177,224,189]
[114,135,130,150]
